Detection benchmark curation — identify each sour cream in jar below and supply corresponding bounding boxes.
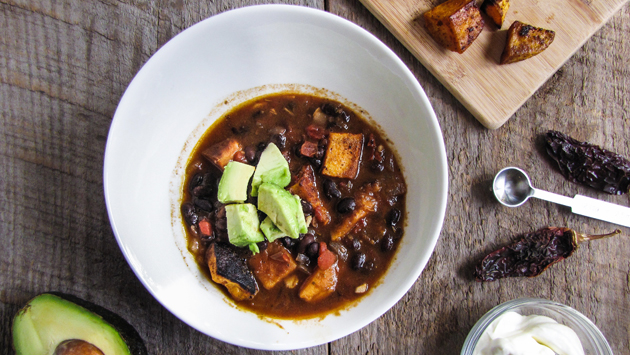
[473,311,585,355]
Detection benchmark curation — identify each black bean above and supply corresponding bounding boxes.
[300,200,314,216]
[352,238,361,251]
[351,253,366,270]
[257,210,267,222]
[324,180,342,199]
[381,235,394,252]
[310,158,322,169]
[321,103,337,116]
[181,203,198,226]
[244,145,257,164]
[337,197,356,214]
[188,174,204,193]
[298,234,316,254]
[193,197,214,212]
[318,138,328,149]
[192,184,213,198]
[387,208,401,227]
[269,134,286,149]
[305,242,320,258]
[371,161,385,172]
[281,236,295,249]
[257,241,268,252]
[215,218,227,232]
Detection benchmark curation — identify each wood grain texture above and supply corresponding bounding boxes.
[359,0,630,129]
[1,0,629,354]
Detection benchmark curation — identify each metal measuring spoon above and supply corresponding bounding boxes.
[493,167,630,228]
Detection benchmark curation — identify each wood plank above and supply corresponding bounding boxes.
[358,0,629,129]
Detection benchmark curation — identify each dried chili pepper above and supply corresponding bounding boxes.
[474,227,621,282]
[545,130,630,195]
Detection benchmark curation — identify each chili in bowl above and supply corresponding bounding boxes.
[104,5,447,350]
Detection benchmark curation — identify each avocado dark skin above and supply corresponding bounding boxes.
[13,292,147,355]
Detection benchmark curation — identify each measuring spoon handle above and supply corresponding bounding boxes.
[531,188,574,207]
[571,195,630,228]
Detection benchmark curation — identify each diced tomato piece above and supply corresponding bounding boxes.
[317,242,337,270]
[306,125,327,140]
[300,141,319,158]
[198,219,212,236]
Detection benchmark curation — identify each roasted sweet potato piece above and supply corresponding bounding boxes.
[248,242,297,290]
[481,0,510,27]
[206,243,258,301]
[501,21,555,64]
[289,165,331,225]
[321,132,363,179]
[423,0,484,54]
[299,262,339,303]
[331,182,381,241]
[201,138,242,171]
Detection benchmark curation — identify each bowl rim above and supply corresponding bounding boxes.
[103,4,448,350]
[460,298,613,355]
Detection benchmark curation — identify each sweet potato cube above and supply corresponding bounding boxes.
[299,263,339,303]
[202,138,242,171]
[501,21,555,64]
[206,243,258,301]
[321,132,363,179]
[423,0,484,54]
[248,242,297,290]
[289,165,331,225]
[481,0,510,27]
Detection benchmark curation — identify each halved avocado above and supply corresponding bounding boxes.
[13,293,146,355]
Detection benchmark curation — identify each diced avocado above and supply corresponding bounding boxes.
[257,183,308,239]
[217,161,255,203]
[12,293,146,355]
[293,194,308,235]
[260,216,287,243]
[250,143,290,196]
[226,203,264,252]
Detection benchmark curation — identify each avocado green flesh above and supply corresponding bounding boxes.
[260,216,287,243]
[217,161,255,203]
[226,203,264,250]
[258,183,308,239]
[13,293,131,355]
[250,143,291,196]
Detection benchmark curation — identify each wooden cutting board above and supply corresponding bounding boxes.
[360,0,629,129]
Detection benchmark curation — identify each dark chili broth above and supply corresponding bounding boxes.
[181,93,407,318]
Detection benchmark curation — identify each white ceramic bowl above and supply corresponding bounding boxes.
[104,4,447,350]
[461,298,613,355]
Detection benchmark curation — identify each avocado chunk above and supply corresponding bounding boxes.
[226,203,265,253]
[250,143,290,196]
[217,161,255,204]
[257,183,308,239]
[13,293,146,355]
[260,216,287,243]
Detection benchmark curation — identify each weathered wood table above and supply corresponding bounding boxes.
[1,1,629,354]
